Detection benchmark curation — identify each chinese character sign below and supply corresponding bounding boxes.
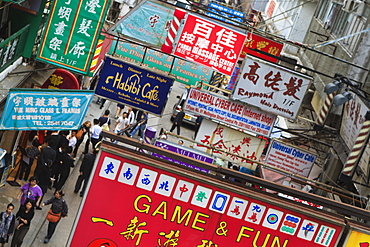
[174,14,246,76]
[194,119,266,169]
[232,56,311,120]
[345,230,370,247]
[37,0,110,74]
[68,150,343,246]
[0,89,94,130]
[95,56,174,116]
[206,3,245,25]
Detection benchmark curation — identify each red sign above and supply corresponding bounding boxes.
[69,150,342,246]
[41,69,79,89]
[174,14,246,76]
[240,32,283,63]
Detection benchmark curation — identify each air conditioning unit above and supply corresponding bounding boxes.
[343,0,365,16]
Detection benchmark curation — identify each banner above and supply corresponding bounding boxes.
[265,140,316,177]
[174,14,246,76]
[109,40,213,85]
[0,89,94,130]
[232,56,311,120]
[95,56,174,116]
[37,0,110,74]
[195,119,266,169]
[68,149,342,246]
[108,0,175,47]
[184,88,276,137]
[206,3,245,25]
[152,139,212,173]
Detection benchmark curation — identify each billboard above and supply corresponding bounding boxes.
[206,3,245,25]
[174,14,246,76]
[184,88,276,137]
[95,56,174,116]
[68,149,343,246]
[109,40,213,85]
[37,0,110,75]
[0,89,94,130]
[232,56,311,120]
[265,140,316,177]
[195,119,266,169]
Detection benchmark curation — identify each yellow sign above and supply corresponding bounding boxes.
[346,230,370,247]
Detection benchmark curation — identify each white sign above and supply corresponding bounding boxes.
[195,119,266,170]
[232,56,311,120]
[185,88,276,137]
[265,140,316,177]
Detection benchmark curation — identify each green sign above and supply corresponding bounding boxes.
[37,0,110,74]
[110,40,213,85]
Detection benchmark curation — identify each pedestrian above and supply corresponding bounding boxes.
[72,121,91,157]
[114,103,125,119]
[0,203,15,247]
[35,160,53,210]
[90,119,102,150]
[41,190,68,244]
[114,112,130,136]
[194,115,203,138]
[24,139,41,180]
[74,149,98,197]
[44,131,59,151]
[99,98,106,109]
[170,106,185,135]
[98,110,111,131]
[16,177,43,208]
[10,200,35,247]
[17,146,30,182]
[129,111,148,139]
[54,147,74,191]
[66,130,77,154]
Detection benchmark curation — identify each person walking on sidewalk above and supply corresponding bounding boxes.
[0,203,15,247]
[41,190,68,244]
[72,121,91,157]
[170,106,185,135]
[129,111,148,139]
[16,177,43,209]
[90,119,102,150]
[74,149,98,197]
[10,200,35,247]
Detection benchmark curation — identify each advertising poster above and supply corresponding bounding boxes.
[109,40,213,85]
[37,0,110,74]
[95,56,174,116]
[240,32,284,63]
[108,0,175,47]
[195,119,266,169]
[174,14,246,76]
[345,230,370,247]
[68,149,343,246]
[0,89,94,130]
[265,140,316,177]
[184,88,276,137]
[152,139,212,173]
[232,56,311,120]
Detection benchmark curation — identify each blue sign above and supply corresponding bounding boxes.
[206,3,245,25]
[95,56,174,116]
[0,89,94,130]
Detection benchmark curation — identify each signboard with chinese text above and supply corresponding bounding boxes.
[37,0,110,74]
[195,119,266,169]
[95,56,174,116]
[174,14,246,76]
[41,69,79,89]
[108,0,175,47]
[232,56,311,120]
[206,3,245,25]
[152,139,212,173]
[184,88,276,137]
[109,40,213,85]
[240,33,283,63]
[345,230,370,247]
[0,89,94,130]
[264,140,316,177]
[68,149,343,246]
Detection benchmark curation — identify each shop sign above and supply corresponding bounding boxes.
[265,140,316,177]
[232,56,311,120]
[0,89,94,130]
[152,139,212,173]
[345,230,370,247]
[109,40,213,85]
[240,32,283,63]
[41,69,79,89]
[206,3,245,25]
[195,119,266,169]
[174,14,246,76]
[95,56,174,116]
[37,0,110,74]
[108,0,175,47]
[184,88,276,137]
[68,149,343,246]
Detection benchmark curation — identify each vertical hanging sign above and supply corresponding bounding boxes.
[37,0,110,75]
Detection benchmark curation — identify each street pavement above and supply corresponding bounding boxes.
[0,81,195,246]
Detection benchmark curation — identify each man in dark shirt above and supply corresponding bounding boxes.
[170,106,185,135]
[74,149,98,197]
